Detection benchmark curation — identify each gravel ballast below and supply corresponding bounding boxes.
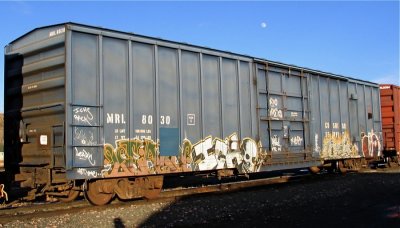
[1,172,400,227]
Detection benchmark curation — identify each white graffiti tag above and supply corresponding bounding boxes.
[74,128,96,145]
[314,134,320,152]
[191,133,261,173]
[73,107,95,126]
[101,164,112,176]
[77,168,101,178]
[271,135,282,152]
[290,136,303,146]
[269,98,283,120]
[74,147,96,166]
[361,130,382,157]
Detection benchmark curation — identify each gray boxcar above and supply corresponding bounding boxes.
[4,23,382,203]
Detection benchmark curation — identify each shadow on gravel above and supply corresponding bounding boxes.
[114,217,126,228]
[138,172,400,228]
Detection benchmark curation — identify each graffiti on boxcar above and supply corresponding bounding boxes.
[290,136,303,146]
[271,135,282,152]
[76,168,102,178]
[74,128,96,145]
[191,133,262,173]
[0,184,8,202]
[314,134,320,153]
[321,131,359,159]
[103,137,193,177]
[361,130,381,157]
[102,133,263,178]
[73,107,95,126]
[103,138,156,176]
[241,138,261,172]
[74,147,96,166]
[269,97,283,120]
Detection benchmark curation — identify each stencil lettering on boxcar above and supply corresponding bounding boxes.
[141,115,153,125]
[49,27,65,37]
[106,113,126,124]
[160,115,171,125]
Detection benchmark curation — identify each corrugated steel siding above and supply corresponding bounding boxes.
[5,25,67,173]
[380,84,400,153]
[308,75,382,160]
[256,63,311,164]
[5,23,383,180]
[64,26,258,178]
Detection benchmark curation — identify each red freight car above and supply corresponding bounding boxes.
[380,84,400,165]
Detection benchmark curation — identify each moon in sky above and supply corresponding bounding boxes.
[261,22,267,28]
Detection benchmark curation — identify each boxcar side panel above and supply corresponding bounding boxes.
[221,58,240,138]
[65,25,265,179]
[307,74,382,161]
[239,61,252,138]
[202,54,222,139]
[181,50,202,142]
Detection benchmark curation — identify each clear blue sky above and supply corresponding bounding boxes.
[0,1,399,113]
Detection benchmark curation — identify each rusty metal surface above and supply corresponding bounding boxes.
[380,84,400,154]
[0,171,308,221]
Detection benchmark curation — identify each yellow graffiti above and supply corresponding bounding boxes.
[0,184,8,203]
[103,133,263,177]
[321,131,359,159]
[104,137,194,177]
[104,138,159,177]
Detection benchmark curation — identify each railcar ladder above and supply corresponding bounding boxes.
[70,103,104,168]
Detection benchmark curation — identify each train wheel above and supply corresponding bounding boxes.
[58,189,80,202]
[84,180,114,206]
[308,166,320,174]
[142,176,163,200]
[337,161,347,174]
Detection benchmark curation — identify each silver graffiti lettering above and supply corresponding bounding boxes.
[73,107,95,126]
[77,168,100,178]
[271,135,281,152]
[290,136,303,146]
[269,98,283,120]
[75,147,96,166]
[74,128,96,145]
[314,134,320,152]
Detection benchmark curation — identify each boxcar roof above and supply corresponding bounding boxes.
[6,22,379,87]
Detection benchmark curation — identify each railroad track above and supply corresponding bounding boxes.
[0,172,310,224]
[1,166,398,224]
